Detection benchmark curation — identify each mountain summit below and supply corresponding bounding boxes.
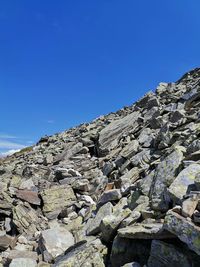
[1,68,200,266]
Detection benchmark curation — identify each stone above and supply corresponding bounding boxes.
[150,147,184,211]
[164,210,200,255]
[15,189,41,205]
[41,184,76,219]
[53,238,107,267]
[39,226,74,261]
[13,203,47,234]
[100,208,132,242]
[122,263,141,267]
[98,111,140,155]
[195,172,200,190]
[9,258,37,267]
[168,164,200,204]
[0,231,15,250]
[182,194,199,217]
[8,250,38,260]
[86,202,113,235]
[148,240,191,267]
[120,140,139,159]
[98,189,122,205]
[110,235,151,267]
[118,223,174,240]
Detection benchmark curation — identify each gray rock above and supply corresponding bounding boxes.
[150,147,184,211]
[98,111,140,155]
[168,164,200,204]
[148,240,191,267]
[86,202,113,235]
[98,189,122,205]
[164,210,200,255]
[9,258,37,267]
[39,226,75,261]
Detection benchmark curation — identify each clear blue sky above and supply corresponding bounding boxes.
[0,0,200,155]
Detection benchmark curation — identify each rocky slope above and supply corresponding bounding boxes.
[1,68,200,266]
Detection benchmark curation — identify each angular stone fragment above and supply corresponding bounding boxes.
[39,226,74,261]
[0,231,15,250]
[122,263,141,267]
[53,238,107,267]
[13,203,47,234]
[41,184,76,219]
[86,202,113,235]
[100,208,131,242]
[150,147,183,211]
[99,189,122,205]
[8,250,38,260]
[16,189,41,205]
[98,112,140,155]
[9,258,37,267]
[120,140,139,159]
[148,240,191,267]
[164,210,200,255]
[182,194,199,218]
[168,164,200,204]
[118,223,174,239]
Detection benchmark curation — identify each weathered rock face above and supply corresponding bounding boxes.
[1,68,200,266]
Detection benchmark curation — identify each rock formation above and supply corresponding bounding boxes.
[1,68,200,266]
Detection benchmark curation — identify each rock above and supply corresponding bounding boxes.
[122,263,141,267]
[39,226,74,261]
[168,164,200,204]
[53,238,107,267]
[118,223,174,239]
[8,250,38,261]
[86,202,113,235]
[98,189,122,205]
[0,231,15,250]
[41,184,76,219]
[98,112,140,155]
[148,240,191,267]
[110,235,151,267]
[182,193,199,217]
[15,190,41,205]
[150,147,184,211]
[120,140,139,159]
[195,172,200,190]
[9,258,37,267]
[164,210,200,255]
[100,208,131,242]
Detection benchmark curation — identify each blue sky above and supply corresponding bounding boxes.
[0,0,200,155]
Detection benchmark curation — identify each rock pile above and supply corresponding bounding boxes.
[1,68,200,266]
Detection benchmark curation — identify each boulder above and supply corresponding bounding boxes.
[9,258,37,267]
[39,226,75,261]
[168,164,200,204]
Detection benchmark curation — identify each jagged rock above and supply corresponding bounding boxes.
[13,203,47,234]
[98,111,140,155]
[100,208,131,242]
[148,240,191,267]
[150,147,184,211]
[0,231,15,250]
[39,226,74,262]
[9,258,37,267]
[53,238,107,267]
[120,140,139,159]
[8,250,38,261]
[98,189,122,204]
[164,210,200,255]
[86,202,113,235]
[41,184,76,219]
[168,164,200,204]
[182,193,199,218]
[118,223,174,239]
[15,189,41,205]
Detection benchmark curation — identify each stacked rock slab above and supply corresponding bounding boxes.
[1,68,200,266]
